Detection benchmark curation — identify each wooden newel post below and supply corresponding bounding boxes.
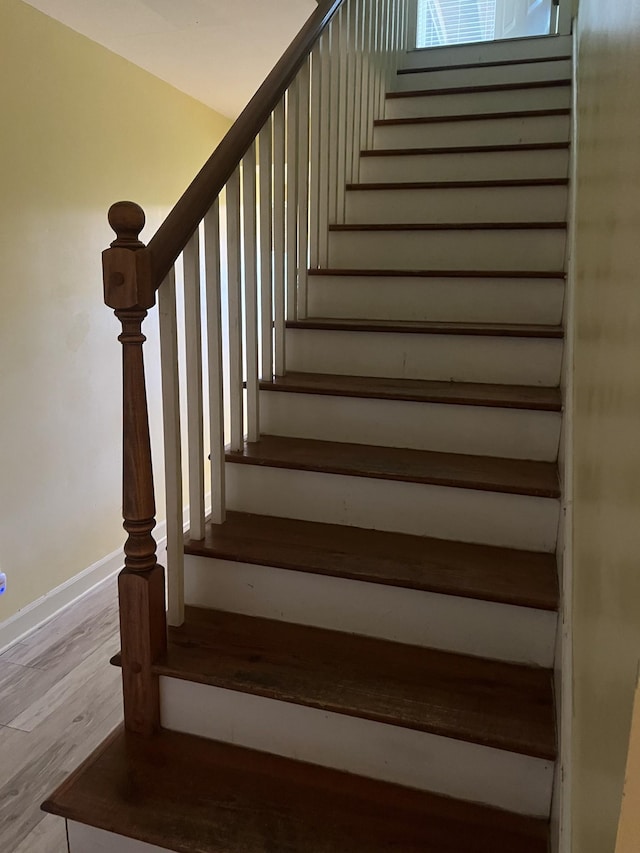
[103,201,167,736]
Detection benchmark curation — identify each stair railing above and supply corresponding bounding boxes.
[103,0,409,735]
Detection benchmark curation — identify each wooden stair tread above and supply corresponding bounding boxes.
[387,78,571,98]
[156,607,555,759]
[43,726,549,853]
[260,371,562,411]
[185,511,559,610]
[287,317,564,338]
[397,54,571,75]
[346,177,568,190]
[225,435,560,498]
[361,141,570,156]
[329,221,566,231]
[308,267,566,278]
[375,107,570,126]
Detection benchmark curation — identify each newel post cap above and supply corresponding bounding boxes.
[108,201,146,249]
[103,201,154,310]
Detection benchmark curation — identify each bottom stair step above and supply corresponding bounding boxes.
[44,726,550,853]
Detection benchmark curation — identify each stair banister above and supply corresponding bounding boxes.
[102,0,410,736]
[103,201,167,736]
[146,0,346,290]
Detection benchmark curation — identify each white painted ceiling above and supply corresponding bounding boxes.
[23,0,317,118]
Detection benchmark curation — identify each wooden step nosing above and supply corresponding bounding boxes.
[345,178,569,191]
[225,449,561,499]
[387,78,571,99]
[184,511,559,612]
[154,661,556,761]
[328,221,567,232]
[398,53,571,75]
[375,108,570,127]
[112,640,556,761]
[259,378,562,411]
[361,141,570,157]
[307,267,567,280]
[184,543,558,611]
[286,320,564,339]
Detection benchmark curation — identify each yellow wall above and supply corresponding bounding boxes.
[572,2,640,851]
[0,0,230,624]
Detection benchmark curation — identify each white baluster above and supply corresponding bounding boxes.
[259,119,273,380]
[344,0,358,186]
[297,59,311,319]
[204,200,225,525]
[286,79,299,321]
[226,168,244,450]
[318,32,331,266]
[352,0,365,180]
[364,1,375,150]
[273,97,286,376]
[336,3,350,222]
[183,229,205,540]
[309,44,322,269]
[159,266,184,627]
[558,0,572,34]
[328,17,341,225]
[243,143,260,443]
[374,0,384,121]
[386,0,396,90]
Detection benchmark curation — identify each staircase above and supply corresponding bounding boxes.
[44,16,571,853]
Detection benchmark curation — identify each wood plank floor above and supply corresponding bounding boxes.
[0,578,122,852]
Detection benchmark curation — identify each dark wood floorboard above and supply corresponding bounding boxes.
[44,726,549,853]
[260,371,562,411]
[156,607,555,759]
[185,512,558,610]
[226,435,561,498]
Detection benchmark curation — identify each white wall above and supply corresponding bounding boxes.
[571,2,640,851]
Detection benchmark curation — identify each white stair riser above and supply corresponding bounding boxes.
[373,114,570,149]
[328,228,566,271]
[392,58,573,91]
[286,328,563,385]
[226,464,560,552]
[185,555,557,666]
[161,679,553,816]
[260,390,561,461]
[400,35,572,70]
[345,185,568,224]
[385,86,571,120]
[359,148,569,183]
[307,275,565,325]
[67,823,164,853]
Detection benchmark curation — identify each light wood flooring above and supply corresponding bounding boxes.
[0,577,122,852]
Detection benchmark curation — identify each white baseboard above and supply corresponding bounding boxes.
[0,517,170,656]
[0,547,123,656]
